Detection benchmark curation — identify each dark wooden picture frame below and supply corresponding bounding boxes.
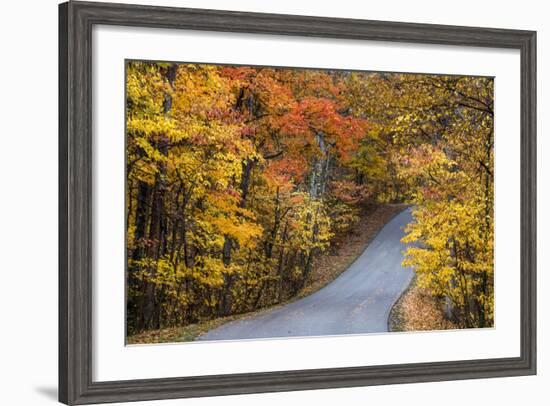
[59,1,536,404]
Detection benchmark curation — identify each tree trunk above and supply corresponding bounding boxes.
[309,132,331,199]
[140,63,177,330]
[130,180,151,332]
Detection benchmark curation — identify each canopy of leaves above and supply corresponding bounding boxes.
[126,62,494,333]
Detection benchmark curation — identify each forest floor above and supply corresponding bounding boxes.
[389,276,457,332]
[127,203,408,345]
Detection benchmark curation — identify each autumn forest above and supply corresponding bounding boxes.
[125,61,494,342]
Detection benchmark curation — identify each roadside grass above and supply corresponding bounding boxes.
[127,203,408,345]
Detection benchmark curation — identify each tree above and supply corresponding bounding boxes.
[125,62,494,333]
[358,74,495,328]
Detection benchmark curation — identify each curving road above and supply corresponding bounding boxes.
[199,207,415,341]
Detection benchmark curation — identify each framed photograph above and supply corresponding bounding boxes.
[59,1,536,404]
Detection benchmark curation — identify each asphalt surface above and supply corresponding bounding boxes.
[199,207,415,341]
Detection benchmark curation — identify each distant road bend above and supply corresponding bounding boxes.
[199,207,415,341]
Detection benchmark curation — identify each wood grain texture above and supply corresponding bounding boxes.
[58,1,537,404]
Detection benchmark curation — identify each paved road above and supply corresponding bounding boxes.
[199,207,415,341]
